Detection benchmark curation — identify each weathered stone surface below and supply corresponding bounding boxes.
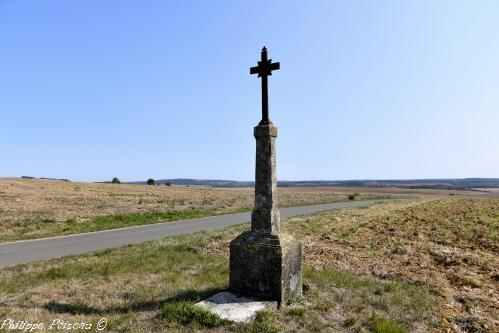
[252,124,280,234]
[229,231,302,305]
[195,292,276,323]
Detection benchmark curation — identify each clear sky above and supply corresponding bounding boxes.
[1,1,498,182]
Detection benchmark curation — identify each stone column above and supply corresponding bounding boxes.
[251,124,280,234]
[229,122,302,305]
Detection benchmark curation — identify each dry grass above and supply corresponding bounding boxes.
[286,198,499,332]
[199,198,499,332]
[0,213,434,333]
[1,198,497,332]
[0,178,397,242]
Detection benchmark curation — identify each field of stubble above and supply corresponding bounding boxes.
[0,178,398,242]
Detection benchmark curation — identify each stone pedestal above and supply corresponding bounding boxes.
[230,231,302,305]
[229,123,302,305]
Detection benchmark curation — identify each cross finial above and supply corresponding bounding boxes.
[250,47,280,125]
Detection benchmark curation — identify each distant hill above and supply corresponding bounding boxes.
[126,178,499,189]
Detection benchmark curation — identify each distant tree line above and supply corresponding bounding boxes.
[21,176,70,182]
[110,177,172,186]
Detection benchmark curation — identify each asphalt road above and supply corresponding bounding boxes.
[0,200,383,268]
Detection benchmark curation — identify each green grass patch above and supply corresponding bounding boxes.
[314,302,333,311]
[1,209,226,243]
[286,307,306,317]
[0,240,228,293]
[371,315,407,333]
[158,302,229,328]
[237,311,278,333]
[86,210,217,231]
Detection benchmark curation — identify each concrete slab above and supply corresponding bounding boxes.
[195,291,277,323]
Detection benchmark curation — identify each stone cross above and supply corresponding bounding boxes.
[229,47,302,305]
[250,47,280,125]
[249,47,280,235]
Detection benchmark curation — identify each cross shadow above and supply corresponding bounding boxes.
[42,288,226,315]
[204,291,272,305]
[44,300,103,315]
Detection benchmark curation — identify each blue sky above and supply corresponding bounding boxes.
[1,1,498,182]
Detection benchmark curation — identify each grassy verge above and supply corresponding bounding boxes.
[0,209,238,243]
[0,195,394,243]
[0,245,434,332]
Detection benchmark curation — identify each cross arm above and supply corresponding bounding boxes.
[250,66,260,75]
[249,61,280,76]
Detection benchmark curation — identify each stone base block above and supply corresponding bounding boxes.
[195,292,277,323]
[229,231,302,305]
